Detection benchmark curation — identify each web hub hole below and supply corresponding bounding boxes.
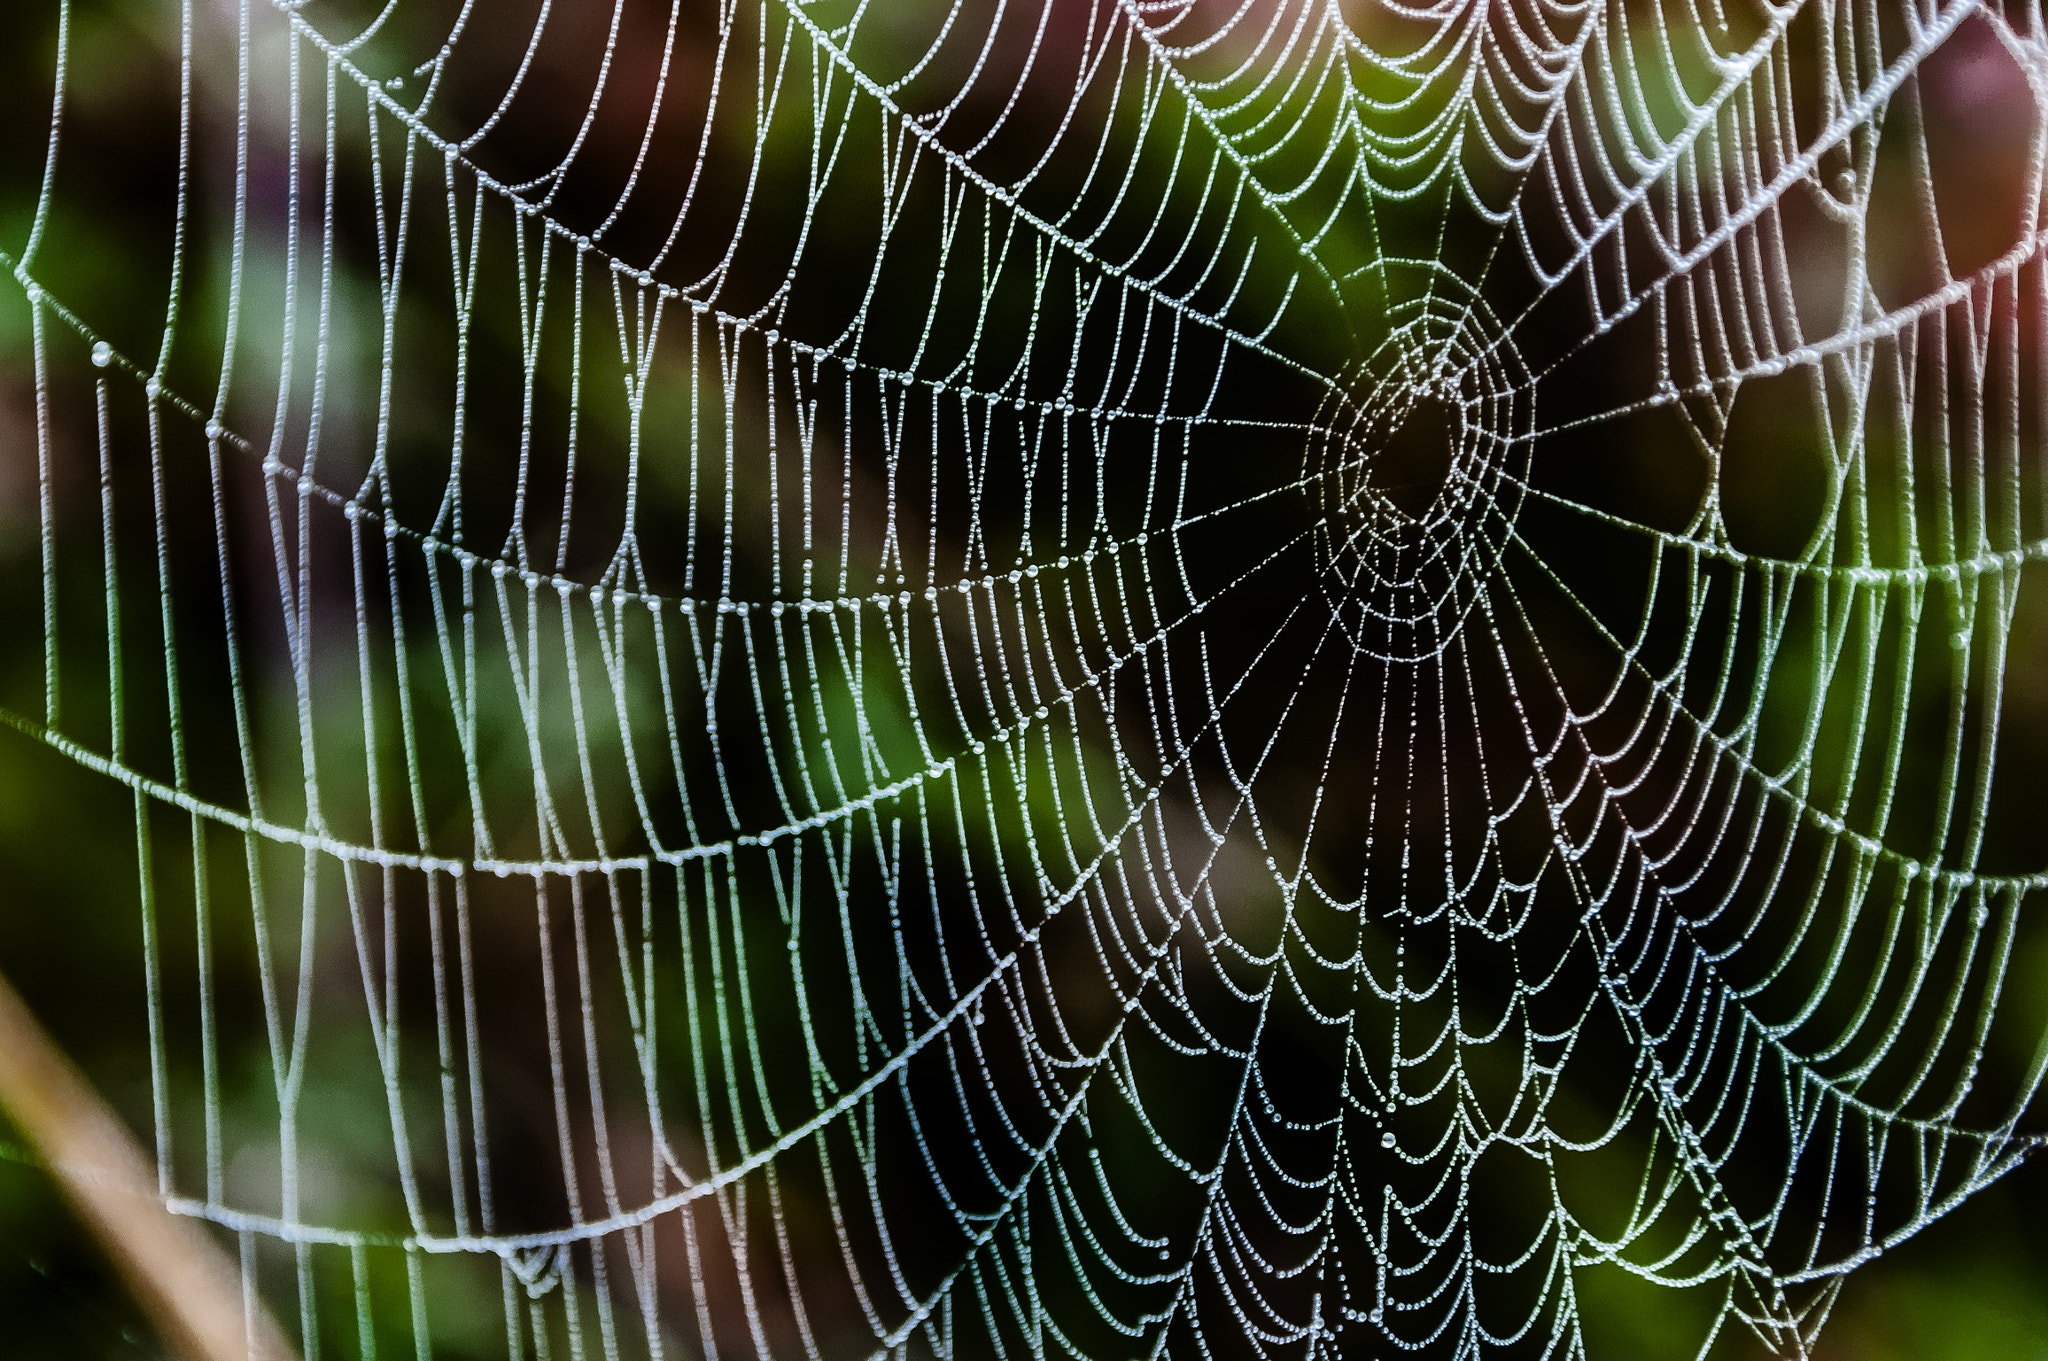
[1373,397,1458,519]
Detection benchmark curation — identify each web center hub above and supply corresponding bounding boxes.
[1302,303,1533,660]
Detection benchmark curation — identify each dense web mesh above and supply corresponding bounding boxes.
[3,0,2047,1355]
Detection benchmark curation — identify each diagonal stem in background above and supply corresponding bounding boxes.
[0,965,296,1361]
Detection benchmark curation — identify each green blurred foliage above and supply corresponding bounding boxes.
[0,0,2042,1358]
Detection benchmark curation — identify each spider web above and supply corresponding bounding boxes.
[3,0,2047,1355]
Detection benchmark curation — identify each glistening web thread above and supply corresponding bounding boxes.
[2,0,2046,1356]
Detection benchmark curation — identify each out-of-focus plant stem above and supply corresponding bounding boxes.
[0,964,296,1361]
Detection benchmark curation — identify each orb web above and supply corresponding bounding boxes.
[1,0,2046,1357]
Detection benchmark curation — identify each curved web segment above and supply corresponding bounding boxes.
[2,0,2046,1356]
